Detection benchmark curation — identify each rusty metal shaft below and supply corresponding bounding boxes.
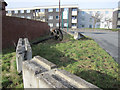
[59,0,61,30]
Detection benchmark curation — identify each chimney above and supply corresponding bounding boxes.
[0,0,7,16]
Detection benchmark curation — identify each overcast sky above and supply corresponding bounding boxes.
[5,0,120,9]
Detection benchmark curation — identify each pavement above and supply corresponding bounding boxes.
[66,29,119,64]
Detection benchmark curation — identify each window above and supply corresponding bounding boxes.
[89,18,92,22]
[56,23,59,27]
[20,10,24,13]
[56,16,59,20]
[64,23,68,27]
[72,23,76,26]
[36,9,40,12]
[104,24,107,27]
[72,8,77,11]
[49,16,53,20]
[21,16,25,18]
[97,11,101,14]
[72,16,77,20]
[64,8,68,11]
[56,8,59,12]
[48,8,53,12]
[89,11,92,15]
[8,11,11,13]
[40,9,45,12]
[89,25,92,28]
[81,18,85,21]
[27,16,31,19]
[82,25,85,28]
[81,11,85,15]
[14,10,18,14]
[48,23,53,27]
[26,10,30,13]
[105,11,109,14]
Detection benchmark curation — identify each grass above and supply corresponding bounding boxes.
[2,48,23,88]
[2,33,120,89]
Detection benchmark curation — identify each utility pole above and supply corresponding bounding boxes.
[59,0,61,30]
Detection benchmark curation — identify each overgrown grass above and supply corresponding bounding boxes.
[32,34,120,89]
[2,48,23,88]
[2,33,120,88]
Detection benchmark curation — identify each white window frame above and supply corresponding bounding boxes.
[49,16,53,20]
[56,8,59,12]
[27,16,31,19]
[48,8,53,12]
[21,16,25,18]
[26,10,30,13]
[21,10,24,13]
[40,9,45,12]
[64,23,68,27]
[49,23,53,27]
[56,23,59,27]
[8,11,11,14]
[14,10,18,14]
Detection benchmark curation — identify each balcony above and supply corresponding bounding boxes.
[72,26,77,29]
[72,11,77,16]
[6,13,12,16]
[117,20,120,25]
[118,13,120,18]
[72,19,77,23]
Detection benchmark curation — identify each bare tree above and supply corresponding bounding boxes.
[92,12,103,28]
[105,18,112,29]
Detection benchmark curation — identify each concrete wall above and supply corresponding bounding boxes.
[16,38,32,73]
[22,56,100,89]
[2,16,50,48]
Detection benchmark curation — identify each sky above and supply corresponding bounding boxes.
[5,0,120,9]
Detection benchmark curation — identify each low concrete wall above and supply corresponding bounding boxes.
[22,56,100,89]
[16,38,32,73]
[22,56,57,88]
[16,38,101,89]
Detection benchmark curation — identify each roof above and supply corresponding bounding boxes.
[6,4,79,11]
[79,8,114,12]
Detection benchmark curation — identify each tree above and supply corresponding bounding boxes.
[105,18,112,29]
[92,12,103,28]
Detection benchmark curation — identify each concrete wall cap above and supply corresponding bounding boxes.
[33,56,57,70]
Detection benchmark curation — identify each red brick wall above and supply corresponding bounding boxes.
[2,16,50,48]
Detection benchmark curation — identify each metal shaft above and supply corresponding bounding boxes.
[59,0,61,30]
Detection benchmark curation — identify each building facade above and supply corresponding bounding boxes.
[6,3,120,29]
[112,1,120,29]
[6,5,79,29]
[78,9,114,29]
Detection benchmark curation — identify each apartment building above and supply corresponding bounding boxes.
[113,1,120,29]
[78,9,114,29]
[6,5,79,29]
